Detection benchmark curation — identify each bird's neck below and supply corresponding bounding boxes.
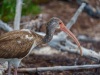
[43,27,55,43]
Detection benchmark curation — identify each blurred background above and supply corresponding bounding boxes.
[0,0,100,75]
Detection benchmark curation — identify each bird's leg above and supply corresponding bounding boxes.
[14,67,18,75]
[8,61,12,75]
[13,59,21,75]
[8,66,11,75]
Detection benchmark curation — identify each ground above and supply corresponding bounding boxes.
[0,0,100,75]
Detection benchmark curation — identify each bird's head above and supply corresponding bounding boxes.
[46,17,82,55]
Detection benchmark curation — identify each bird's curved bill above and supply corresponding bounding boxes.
[60,23,82,56]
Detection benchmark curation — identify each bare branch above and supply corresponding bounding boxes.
[14,0,23,30]
[67,3,86,29]
[78,35,100,44]
[58,40,100,60]
[17,64,100,72]
[76,0,100,19]
[0,20,13,31]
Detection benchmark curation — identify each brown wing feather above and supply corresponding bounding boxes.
[0,30,40,58]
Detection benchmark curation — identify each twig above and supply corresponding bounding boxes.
[74,58,79,65]
[17,64,100,72]
[14,0,23,30]
[0,20,13,31]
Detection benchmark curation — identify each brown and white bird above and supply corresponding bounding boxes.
[0,17,82,75]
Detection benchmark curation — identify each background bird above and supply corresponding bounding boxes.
[0,17,82,75]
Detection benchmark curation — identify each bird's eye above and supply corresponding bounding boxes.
[59,22,62,24]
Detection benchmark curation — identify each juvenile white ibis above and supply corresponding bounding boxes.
[0,17,82,75]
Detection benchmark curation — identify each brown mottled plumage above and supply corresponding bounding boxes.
[0,30,43,58]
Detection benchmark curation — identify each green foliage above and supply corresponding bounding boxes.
[0,0,16,22]
[23,0,41,15]
[0,0,41,22]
